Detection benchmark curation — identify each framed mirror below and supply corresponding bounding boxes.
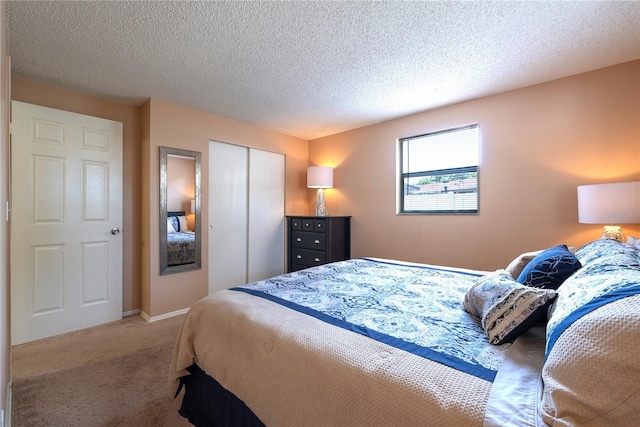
[160,146,202,275]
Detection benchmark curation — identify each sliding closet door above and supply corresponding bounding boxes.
[209,142,248,292]
[248,149,285,282]
[209,141,284,294]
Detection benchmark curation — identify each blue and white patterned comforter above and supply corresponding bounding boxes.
[233,258,511,381]
[167,232,196,266]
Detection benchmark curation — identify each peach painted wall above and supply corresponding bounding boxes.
[309,61,640,271]
[8,61,638,319]
[11,77,143,314]
[143,98,308,317]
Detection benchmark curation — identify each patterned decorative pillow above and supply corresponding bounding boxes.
[464,270,557,345]
[516,245,581,289]
[505,247,577,279]
[167,219,177,234]
[168,216,180,232]
[177,215,189,232]
[575,238,640,266]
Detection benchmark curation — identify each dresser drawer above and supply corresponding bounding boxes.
[290,264,307,272]
[290,217,302,230]
[290,248,327,267]
[291,231,326,250]
[313,219,326,232]
[301,218,315,231]
[294,219,326,232]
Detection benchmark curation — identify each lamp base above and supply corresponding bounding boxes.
[601,225,625,242]
[315,188,328,216]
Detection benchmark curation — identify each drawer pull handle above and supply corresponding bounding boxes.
[296,238,302,242]
[296,255,302,259]
[314,258,320,262]
[317,224,322,228]
[314,240,320,244]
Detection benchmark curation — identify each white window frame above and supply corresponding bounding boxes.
[398,124,479,215]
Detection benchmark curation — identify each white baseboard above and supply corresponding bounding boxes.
[139,307,189,322]
[4,381,11,427]
[122,309,140,318]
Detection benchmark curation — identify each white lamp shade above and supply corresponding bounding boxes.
[577,181,640,224]
[307,166,334,188]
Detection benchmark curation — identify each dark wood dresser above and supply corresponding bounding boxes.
[286,216,351,272]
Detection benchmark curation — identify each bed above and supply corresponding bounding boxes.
[170,238,640,426]
[167,211,196,266]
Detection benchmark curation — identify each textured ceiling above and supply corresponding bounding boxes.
[6,1,640,140]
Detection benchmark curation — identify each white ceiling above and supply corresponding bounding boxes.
[6,1,640,140]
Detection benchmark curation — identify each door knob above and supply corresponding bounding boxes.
[111,227,121,235]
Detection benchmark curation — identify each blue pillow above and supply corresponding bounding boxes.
[516,244,581,290]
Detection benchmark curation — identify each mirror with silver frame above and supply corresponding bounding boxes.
[159,146,202,275]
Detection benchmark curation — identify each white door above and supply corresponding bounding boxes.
[11,101,123,345]
[209,141,248,292]
[248,148,285,282]
[209,141,284,294]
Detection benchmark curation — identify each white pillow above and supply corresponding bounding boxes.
[167,220,176,234]
[178,216,189,232]
[505,250,542,279]
[627,236,640,251]
[542,295,640,426]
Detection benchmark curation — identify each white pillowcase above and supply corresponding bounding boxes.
[178,216,189,232]
[542,294,640,426]
[505,250,542,279]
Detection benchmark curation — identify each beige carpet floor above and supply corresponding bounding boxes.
[11,314,192,427]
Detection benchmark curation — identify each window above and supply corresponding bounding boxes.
[398,124,479,214]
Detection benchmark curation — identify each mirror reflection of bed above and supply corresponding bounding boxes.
[166,211,196,267]
[159,146,201,275]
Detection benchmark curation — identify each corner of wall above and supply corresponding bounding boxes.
[140,100,151,315]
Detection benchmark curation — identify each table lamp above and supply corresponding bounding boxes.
[307,166,333,216]
[577,181,640,241]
